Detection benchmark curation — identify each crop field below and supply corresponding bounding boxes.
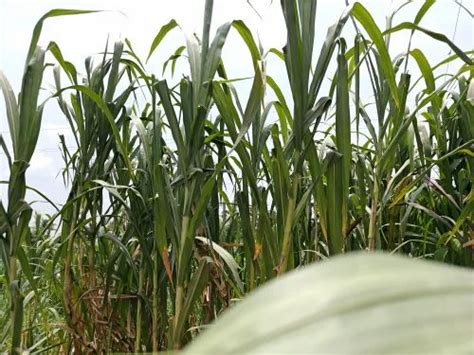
[0,0,473,353]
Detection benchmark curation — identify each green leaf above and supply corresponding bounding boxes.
[384,22,473,65]
[185,253,474,354]
[0,71,19,156]
[147,19,179,62]
[326,149,344,254]
[232,20,261,68]
[16,246,37,293]
[409,49,435,93]
[162,45,186,76]
[351,2,400,107]
[53,84,133,175]
[308,6,351,107]
[26,9,98,68]
[202,22,231,84]
[104,40,124,103]
[156,80,187,174]
[414,0,435,25]
[18,46,45,162]
[335,39,351,237]
[101,232,138,279]
[174,257,210,342]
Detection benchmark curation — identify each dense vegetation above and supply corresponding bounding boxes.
[0,0,472,353]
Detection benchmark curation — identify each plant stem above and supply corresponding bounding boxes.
[279,175,299,274]
[368,171,380,250]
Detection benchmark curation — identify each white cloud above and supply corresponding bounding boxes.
[29,150,55,172]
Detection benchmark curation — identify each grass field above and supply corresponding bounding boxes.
[0,0,473,353]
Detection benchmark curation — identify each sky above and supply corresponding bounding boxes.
[0,0,472,214]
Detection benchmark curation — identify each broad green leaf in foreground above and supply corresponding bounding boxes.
[185,253,474,354]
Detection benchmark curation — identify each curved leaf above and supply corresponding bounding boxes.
[185,253,474,354]
[147,19,179,62]
[384,22,473,65]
